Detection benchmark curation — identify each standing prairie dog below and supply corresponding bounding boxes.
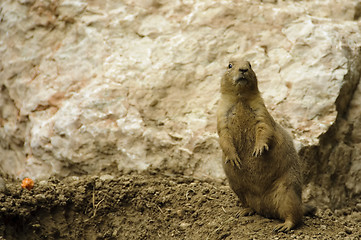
[217,59,314,232]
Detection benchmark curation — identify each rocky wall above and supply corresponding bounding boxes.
[0,0,361,208]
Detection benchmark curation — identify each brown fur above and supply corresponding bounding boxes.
[217,60,313,232]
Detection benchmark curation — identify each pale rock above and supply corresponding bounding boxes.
[38,180,48,186]
[100,174,114,181]
[179,222,191,229]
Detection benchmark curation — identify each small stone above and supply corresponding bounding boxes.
[320,225,327,230]
[112,228,119,237]
[18,0,35,4]
[38,180,48,186]
[177,209,185,218]
[335,209,342,216]
[123,181,131,186]
[345,227,353,234]
[168,181,176,186]
[35,194,46,202]
[324,209,333,216]
[179,222,191,229]
[32,224,41,228]
[95,181,102,189]
[69,176,80,181]
[100,174,114,181]
[58,194,66,202]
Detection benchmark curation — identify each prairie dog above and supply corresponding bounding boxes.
[217,60,314,232]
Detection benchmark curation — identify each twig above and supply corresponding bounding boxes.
[92,198,105,218]
[157,205,164,214]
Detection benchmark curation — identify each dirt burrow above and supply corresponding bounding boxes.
[0,170,360,240]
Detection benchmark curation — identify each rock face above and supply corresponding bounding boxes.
[0,0,360,208]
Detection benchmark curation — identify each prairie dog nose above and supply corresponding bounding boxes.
[239,68,248,73]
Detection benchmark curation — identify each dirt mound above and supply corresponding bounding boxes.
[0,170,360,239]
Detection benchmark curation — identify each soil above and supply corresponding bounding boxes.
[0,169,360,240]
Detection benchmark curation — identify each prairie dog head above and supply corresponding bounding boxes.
[221,60,258,95]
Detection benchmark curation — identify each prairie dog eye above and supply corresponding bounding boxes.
[228,63,233,69]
